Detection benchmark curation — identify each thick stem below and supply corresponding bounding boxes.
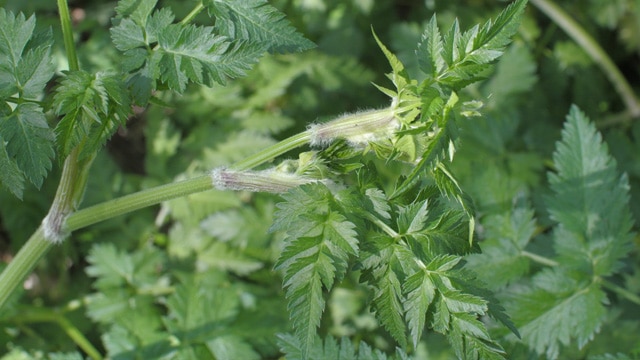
[0,228,51,310]
[66,175,212,231]
[530,0,640,118]
[0,0,89,308]
[0,106,398,310]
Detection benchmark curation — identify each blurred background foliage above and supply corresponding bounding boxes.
[0,0,639,358]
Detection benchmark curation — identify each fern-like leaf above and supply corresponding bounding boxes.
[111,7,266,103]
[277,334,405,360]
[416,0,527,89]
[273,184,358,357]
[205,0,315,54]
[53,70,131,160]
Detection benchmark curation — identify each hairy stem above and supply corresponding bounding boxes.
[530,0,640,118]
[0,0,90,309]
[0,229,51,309]
[0,104,399,309]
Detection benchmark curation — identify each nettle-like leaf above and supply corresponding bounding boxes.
[0,9,55,196]
[111,4,268,103]
[204,0,315,54]
[509,106,634,358]
[272,184,358,357]
[53,70,131,160]
[547,105,634,275]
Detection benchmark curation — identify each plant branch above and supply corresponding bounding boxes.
[530,0,640,119]
[601,279,640,306]
[180,2,205,25]
[56,0,79,71]
[521,250,559,267]
[0,229,51,310]
[12,306,102,360]
[0,103,400,310]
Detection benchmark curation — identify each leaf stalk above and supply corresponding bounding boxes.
[530,0,640,118]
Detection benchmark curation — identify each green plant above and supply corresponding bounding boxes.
[1,0,639,359]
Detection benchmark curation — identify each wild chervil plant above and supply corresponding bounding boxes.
[0,0,639,359]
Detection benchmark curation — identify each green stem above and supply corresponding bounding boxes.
[180,2,205,25]
[231,131,311,171]
[0,229,51,310]
[601,279,640,306]
[521,250,559,267]
[530,0,640,118]
[0,104,399,310]
[0,0,89,308]
[66,175,212,231]
[67,131,311,230]
[57,0,79,71]
[56,313,103,360]
[12,306,102,360]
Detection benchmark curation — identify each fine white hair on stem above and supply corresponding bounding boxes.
[42,211,70,244]
[211,167,321,194]
[308,108,399,148]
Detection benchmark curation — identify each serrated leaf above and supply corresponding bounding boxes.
[164,271,240,344]
[273,183,359,357]
[0,10,35,68]
[466,202,535,289]
[547,105,634,276]
[206,335,260,360]
[114,0,158,27]
[197,242,263,275]
[402,270,435,347]
[372,265,407,348]
[392,92,460,199]
[0,10,55,194]
[0,103,54,188]
[111,8,267,102]
[509,268,607,359]
[417,16,445,77]
[53,70,131,159]
[205,0,315,54]
[474,0,528,50]
[416,0,527,89]
[0,12,54,99]
[277,334,397,360]
[155,24,265,92]
[0,136,24,198]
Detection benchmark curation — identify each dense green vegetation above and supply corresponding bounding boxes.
[0,0,639,359]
